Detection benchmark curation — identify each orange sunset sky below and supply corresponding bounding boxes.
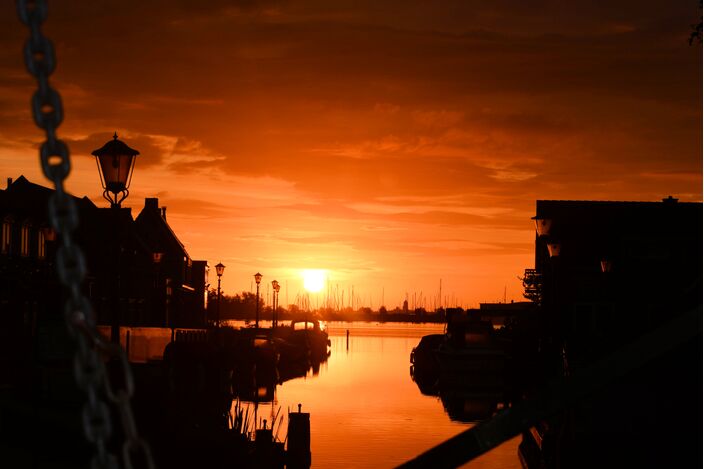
[1,1,701,309]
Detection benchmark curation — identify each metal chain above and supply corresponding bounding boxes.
[16,2,154,468]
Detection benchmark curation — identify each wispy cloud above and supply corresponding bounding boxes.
[0,0,699,305]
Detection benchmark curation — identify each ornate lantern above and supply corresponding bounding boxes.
[92,132,139,207]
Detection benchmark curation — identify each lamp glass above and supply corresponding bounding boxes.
[42,227,56,241]
[215,262,225,277]
[534,217,552,237]
[547,242,561,258]
[254,272,263,284]
[600,259,612,273]
[97,152,135,194]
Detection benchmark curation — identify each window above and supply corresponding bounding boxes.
[38,229,46,259]
[1,221,10,254]
[20,224,30,257]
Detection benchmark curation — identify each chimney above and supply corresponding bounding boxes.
[6,177,12,188]
[145,198,159,211]
[161,207,167,220]
[663,195,678,204]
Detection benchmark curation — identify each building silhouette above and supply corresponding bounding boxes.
[520,197,702,468]
[532,197,701,369]
[0,175,209,332]
[134,197,209,327]
[477,301,535,327]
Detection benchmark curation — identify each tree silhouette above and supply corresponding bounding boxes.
[690,1,702,45]
[207,290,265,320]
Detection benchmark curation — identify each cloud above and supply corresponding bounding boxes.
[0,0,700,306]
[64,132,171,168]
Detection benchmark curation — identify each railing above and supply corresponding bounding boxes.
[396,306,702,468]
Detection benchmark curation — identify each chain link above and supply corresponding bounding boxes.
[16,1,154,467]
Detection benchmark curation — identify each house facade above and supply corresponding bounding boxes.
[520,197,702,468]
[532,197,702,369]
[0,176,209,331]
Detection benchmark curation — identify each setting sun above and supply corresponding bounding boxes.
[3,2,700,469]
[302,269,326,293]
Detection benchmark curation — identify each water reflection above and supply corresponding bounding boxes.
[411,365,508,423]
[231,351,329,405]
[112,323,520,468]
[408,316,514,425]
[108,323,325,468]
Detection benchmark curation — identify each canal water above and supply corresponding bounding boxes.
[115,322,521,468]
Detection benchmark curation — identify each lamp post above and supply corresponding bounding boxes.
[254,272,262,329]
[92,132,138,344]
[215,262,225,327]
[152,252,163,325]
[272,280,280,328]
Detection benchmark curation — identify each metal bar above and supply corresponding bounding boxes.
[396,306,702,468]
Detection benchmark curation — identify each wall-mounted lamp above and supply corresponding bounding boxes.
[600,258,612,273]
[532,216,552,237]
[547,242,561,258]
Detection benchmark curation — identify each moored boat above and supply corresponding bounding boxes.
[274,319,330,361]
[410,333,444,370]
[434,316,507,388]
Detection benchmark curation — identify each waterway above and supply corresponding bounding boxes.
[114,322,521,468]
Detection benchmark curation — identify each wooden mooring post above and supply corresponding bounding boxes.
[287,404,311,469]
[125,330,130,361]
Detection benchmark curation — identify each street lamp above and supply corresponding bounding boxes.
[254,272,262,329]
[272,280,280,328]
[215,262,225,327]
[92,132,139,208]
[92,133,139,344]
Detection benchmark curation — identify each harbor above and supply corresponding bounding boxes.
[1,2,701,468]
[1,173,700,468]
[106,322,521,468]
